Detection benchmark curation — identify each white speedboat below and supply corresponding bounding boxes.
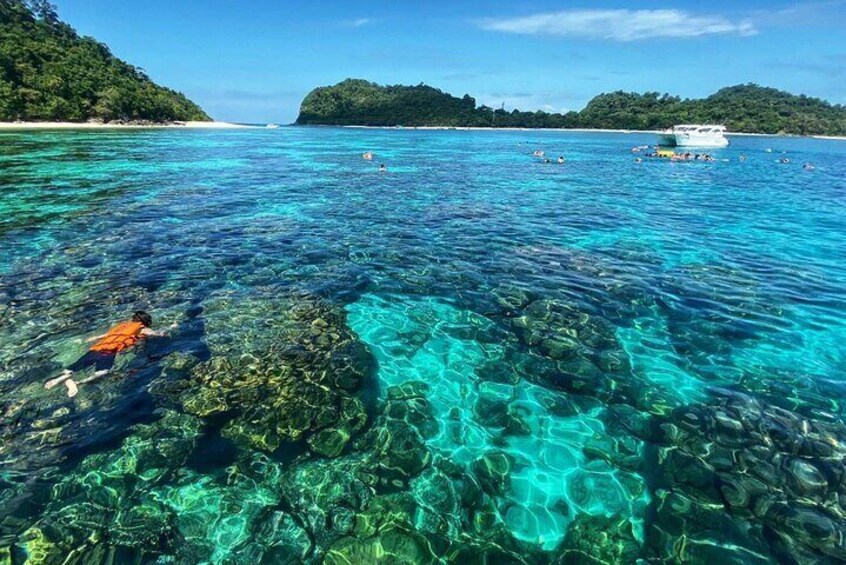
[657,125,729,148]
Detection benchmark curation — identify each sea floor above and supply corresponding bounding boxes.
[0,127,845,563]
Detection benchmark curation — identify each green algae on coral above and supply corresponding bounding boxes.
[179,294,373,455]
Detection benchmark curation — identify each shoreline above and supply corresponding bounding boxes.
[327,124,846,140]
[1,121,843,140]
[0,121,253,130]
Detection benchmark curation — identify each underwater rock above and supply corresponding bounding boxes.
[386,381,430,401]
[784,458,828,497]
[310,397,368,458]
[502,410,532,437]
[646,489,772,564]
[475,357,522,385]
[17,526,59,565]
[6,411,204,563]
[367,421,432,490]
[516,300,622,354]
[470,451,513,496]
[492,286,533,316]
[759,502,846,561]
[474,392,509,428]
[717,473,770,514]
[161,351,200,373]
[384,383,438,439]
[351,391,436,492]
[324,526,438,565]
[602,404,655,443]
[658,263,783,377]
[253,510,313,563]
[352,493,420,539]
[308,427,351,459]
[446,541,533,564]
[502,299,632,405]
[654,389,846,561]
[554,514,640,565]
[280,457,374,549]
[736,369,845,421]
[581,434,642,472]
[180,294,374,455]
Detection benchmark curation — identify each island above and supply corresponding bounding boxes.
[0,0,210,124]
[296,79,846,136]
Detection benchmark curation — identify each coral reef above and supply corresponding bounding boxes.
[648,388,846,562]
[178,294,373,454]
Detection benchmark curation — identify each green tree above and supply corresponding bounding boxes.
[0,0,210,122]
[296,79,846,135]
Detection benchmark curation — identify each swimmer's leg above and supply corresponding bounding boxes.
[66,369,109,397]
[45,370,73,390]
[65,379,79,398]
[76,370,109,385]
[48,350,103,390]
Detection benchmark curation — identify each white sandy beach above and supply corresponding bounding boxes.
[0,121,252,130]
[340,125,657,134]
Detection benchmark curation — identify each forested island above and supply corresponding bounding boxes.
[297,79,846,136]
[0,0,209,123]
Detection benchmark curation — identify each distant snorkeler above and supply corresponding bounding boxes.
[779,157,790,164]
[45,310,176,397]
[739,154,747,161]
[557,156,565,164]
[379,163,387,173]
[803,162,815,170]
[533,150,545,157]
[362,151,373,160]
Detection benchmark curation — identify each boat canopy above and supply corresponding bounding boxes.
[671,124,726,133]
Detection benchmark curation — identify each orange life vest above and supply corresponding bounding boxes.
[89,321,145,353]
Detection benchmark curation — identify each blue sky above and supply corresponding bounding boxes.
[58,0,846,123]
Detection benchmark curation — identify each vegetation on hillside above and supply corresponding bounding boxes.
[0,0,209,122]
[297,79,846,135]
[296,79,579,128]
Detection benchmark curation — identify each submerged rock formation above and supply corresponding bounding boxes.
[649,388,846,562]
[177,295,373,454]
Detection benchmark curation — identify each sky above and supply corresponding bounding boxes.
[57,0,846,123]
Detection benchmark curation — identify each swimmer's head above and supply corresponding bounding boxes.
[132,310,153,327]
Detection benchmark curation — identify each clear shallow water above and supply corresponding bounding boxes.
[0,127,845,563]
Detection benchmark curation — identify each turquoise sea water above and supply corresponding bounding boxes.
[1,127,845,563]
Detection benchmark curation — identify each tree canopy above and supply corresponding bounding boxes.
[296,79,846,135]
[0,0,209,122]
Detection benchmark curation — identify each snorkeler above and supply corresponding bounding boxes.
[379,163,387,173]
[557,156,565,164]
[44,310,174,397]
[362,151,374,161]
[803,162,815,170]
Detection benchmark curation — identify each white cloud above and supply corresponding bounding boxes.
[477,9,757,41]
[347,18,371,27]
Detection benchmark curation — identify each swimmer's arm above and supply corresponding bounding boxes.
[141,321,178,338]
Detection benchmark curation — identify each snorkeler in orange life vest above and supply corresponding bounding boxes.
[45,310,174,397]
